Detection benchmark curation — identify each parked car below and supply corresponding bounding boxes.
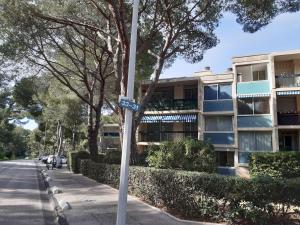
[47,155,54,164]
[42,155,49,163]
[60,155,67,164]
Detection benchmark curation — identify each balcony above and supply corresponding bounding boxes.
[237,80,270,96]
[139,131,198,142]
[238,115,272,128]
[146,99,198,111]
[203,132,234,145]
[203,100,233,112]
[278,113,300,125]
[276,74,300,88]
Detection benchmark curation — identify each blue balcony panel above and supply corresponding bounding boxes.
[238,115,272,128]
[218,167,236,176]
[204,133,234,145]
[237,80,270,95]
[203,100,233,112]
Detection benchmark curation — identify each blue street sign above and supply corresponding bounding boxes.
[119,97,141,112]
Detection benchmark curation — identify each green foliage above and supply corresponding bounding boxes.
[77,160,300,225]
[90,150,121,164]
[13,77,42,117]
[104,150,122,164]
[147,139,216,173]
[68,151,90,173]
[101,115,118,124]
[0,78,30,158]
[249,151,300,178]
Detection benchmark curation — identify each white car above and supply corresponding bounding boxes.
[60,155,67,164]
[47,155,54,164]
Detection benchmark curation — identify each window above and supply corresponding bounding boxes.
[236,63,268,82]
[184,122,197,132]
[204,85,218,100]
[238,97,270,115]
[161,123,173,132]
[219,84,232,99]
[238,152,250,164]
[184,122,198,139]
[205,116,233,131]
[184,86,198,100]
[146,123,173,142]
[151,87,174,101]
[103,132,119,137]
[238,131,272,152]
[217,151,234,167]
[204,83,232,100]
[253,70,266,81]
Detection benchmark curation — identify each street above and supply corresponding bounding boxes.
[0,160,56,225]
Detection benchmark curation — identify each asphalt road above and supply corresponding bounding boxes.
[0,160,56,225]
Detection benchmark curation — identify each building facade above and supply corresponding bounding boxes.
[137,49,300,176]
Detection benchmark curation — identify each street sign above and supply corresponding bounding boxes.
[119,96,141,112]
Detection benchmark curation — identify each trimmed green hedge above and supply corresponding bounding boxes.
[68,151,90,173]
[78,159,300,224]
[249,151,300,178]
[68,150,122,173]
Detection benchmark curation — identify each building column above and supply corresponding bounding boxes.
[232,64,239,167]
[198,78,203,140]
[269,55,279,152]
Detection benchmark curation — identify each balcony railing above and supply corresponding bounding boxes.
[278,113,300,125]
[276,74,300,88]
[147,99,198,111]
[139,131,198,142]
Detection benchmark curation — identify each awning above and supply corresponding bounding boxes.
[237,93,270,98]
[277,90,300,96]
[141,114,197,123]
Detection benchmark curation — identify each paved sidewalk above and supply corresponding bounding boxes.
[41,164,221,225]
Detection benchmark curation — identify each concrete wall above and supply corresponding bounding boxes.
[174,85,184,99]
[294,59,300,74]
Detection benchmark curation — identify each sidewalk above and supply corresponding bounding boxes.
[40,163,221,225]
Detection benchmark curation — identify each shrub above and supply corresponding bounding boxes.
[78,160,300,224]
[147,138,216,173]
[68,151,90,173]
[249,151,300,178]
[104,150,122,164]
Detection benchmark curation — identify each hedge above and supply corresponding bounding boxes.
[249,151,300,178]
[68,151,90,173]
[78,159,300,225]
[146,138,217,173]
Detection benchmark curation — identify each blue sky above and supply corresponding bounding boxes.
[162,12,300,78]
[22,11,300,131]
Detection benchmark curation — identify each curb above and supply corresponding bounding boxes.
[38,164,69,225]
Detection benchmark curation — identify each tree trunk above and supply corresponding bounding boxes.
[87,101,98,160]
[88,127,99,161]
[56,121,64,156]
[130,119,138,165]
[72,127,76,152]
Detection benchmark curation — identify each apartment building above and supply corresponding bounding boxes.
[99,124,120,151]
[137,49,300,176]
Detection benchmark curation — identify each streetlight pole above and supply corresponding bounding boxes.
[116,0,140,225]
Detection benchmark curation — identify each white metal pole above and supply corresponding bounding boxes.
[116,0,140,225]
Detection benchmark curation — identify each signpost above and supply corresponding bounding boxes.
[116,1,140,225]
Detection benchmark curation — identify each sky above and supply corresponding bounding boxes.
[21,11,300,131]
[162,12,300,78]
